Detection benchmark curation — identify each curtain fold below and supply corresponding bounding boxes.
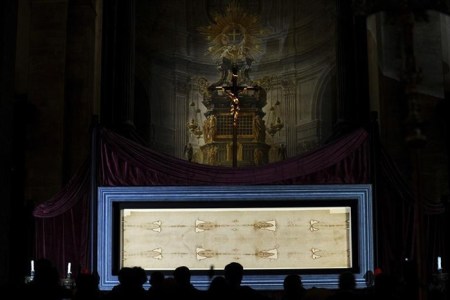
[38,128,443,284]
[98,126,370,185]
[33,159,90,217]
[375,142,448,282]
[31,126,448,290]
[32,126,371,278]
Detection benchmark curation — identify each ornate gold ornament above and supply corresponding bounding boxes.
[198,1,266,64]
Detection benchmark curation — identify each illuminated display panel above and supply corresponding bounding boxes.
[121,207,352,270]
[97,185,373,291]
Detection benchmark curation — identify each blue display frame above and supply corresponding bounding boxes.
[96,184,373,291]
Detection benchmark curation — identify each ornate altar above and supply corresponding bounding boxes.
[197,1,270,167]
[199,73,270,167]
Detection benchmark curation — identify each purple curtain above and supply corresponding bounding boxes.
[32,127,371,278]
[33,160,91,277]
[32,126,448,288]
[375,144,448,286]
[98,127,370,186]
[38,128,426,282]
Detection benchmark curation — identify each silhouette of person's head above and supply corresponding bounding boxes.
[283,274,304,294]
[118,267,134,286]
[117,266,147,288]
[209,275,227,289]
[33,258,60,286]
[224,262,244,287]
[173,266,191,286]
[23,258,71,300]
[132,266,148,286]
[208,276,228,300]
[73,272,100,299]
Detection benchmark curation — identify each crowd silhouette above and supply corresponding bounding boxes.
[10,258,449,300]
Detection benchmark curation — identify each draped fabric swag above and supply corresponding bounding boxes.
[32,126,445,284]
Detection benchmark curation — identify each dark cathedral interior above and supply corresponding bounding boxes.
[1,0,450,299]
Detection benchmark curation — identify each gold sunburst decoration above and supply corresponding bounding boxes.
[198,1,266,63]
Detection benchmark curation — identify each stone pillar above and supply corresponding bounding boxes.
[335,0,354,125]
[281,78,296,157]
[26,0,69,202]
[0,0,19,287]
[175,72,189,158]
[117,0,135,127]
[334,0,370,131]
[102,0,136,130]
